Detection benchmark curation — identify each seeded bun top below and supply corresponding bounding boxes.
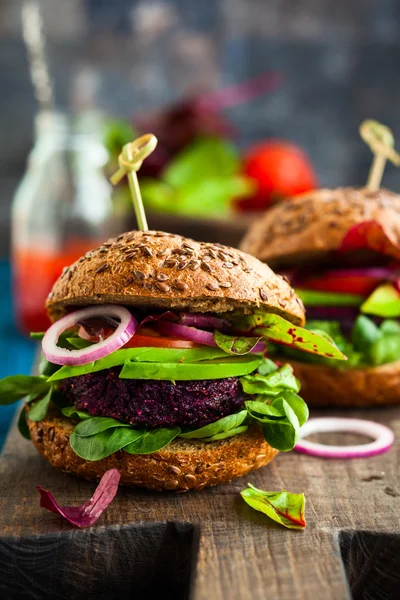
[46,230,305,325]
[240,187,400,267]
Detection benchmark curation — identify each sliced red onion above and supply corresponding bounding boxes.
[156,320,266,352]
[295,418,394,459]
[156,320,217,346]
[42,305,137,366]
[179,313,231,330]
[37,469,120,527]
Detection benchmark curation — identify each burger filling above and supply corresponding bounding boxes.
[273,221,400,368]
[1,307,345,462]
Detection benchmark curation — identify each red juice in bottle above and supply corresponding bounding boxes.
[12,112,123,335]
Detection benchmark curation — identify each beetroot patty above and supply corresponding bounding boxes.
[58,369,248,428]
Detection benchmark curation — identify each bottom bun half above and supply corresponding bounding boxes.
[287,359,400,407]
[27,409,278,491]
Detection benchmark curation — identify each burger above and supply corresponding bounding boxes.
[240,187,400,406]
[1,230,343,490]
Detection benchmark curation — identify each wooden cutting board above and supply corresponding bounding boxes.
[1,407,399,600]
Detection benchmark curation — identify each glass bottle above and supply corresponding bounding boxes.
[12,110,123,334]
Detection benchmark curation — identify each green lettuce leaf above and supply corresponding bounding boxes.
[47,346,231,382]
[179,410,248,440]
[119,356,262,380]
[241,483,306,529]
[141,137,254,217]
[0,375,50,405]
[361,283,400,318]
[234,312,346,360]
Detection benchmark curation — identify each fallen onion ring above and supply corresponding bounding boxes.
[295,417,394,459]
[42,305,137,366]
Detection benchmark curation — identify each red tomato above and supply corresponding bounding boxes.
[237,140,318,211]
[123,335,202,349]
[303,275,380,297]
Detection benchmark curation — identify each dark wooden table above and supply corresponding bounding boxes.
[1,406,399,600]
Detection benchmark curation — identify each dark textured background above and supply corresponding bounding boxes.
[1,0,400,254]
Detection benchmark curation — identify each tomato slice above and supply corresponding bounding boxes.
[302,275,381,297]
[123,335,202,349]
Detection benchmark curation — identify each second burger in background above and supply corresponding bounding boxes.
[241,185,400,406]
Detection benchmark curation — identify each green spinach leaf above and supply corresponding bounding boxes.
[124,427,181,454]
[179,410,248,439]
[74,416,132,437]
[61,406,92,420]
[70,427,144,461]
[17,406,31,440]
[0,375,50,405]
[28,387,53,422]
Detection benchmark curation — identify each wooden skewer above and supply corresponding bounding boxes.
[110,134,158,232]
[359,120,400,192]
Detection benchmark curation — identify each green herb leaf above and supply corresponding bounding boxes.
[28,387,53,422]
[234,312,346,360]
[74,416,132,437]
[124,427,181,454]
[17,406,31,440]
[70,427,144,461]
[214,330,263,355]
[241,483,306,529]
[48,347,231,381]
[361,283,400,317]
[179,410,248,439]
[119,356,262,380]
[0,375,50,405]
[61,406,92,420]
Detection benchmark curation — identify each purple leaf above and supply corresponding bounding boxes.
[36,469,120,528]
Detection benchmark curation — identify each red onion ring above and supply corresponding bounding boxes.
[156,320,266,352]
[42,305,137,366]
[295,418,394,459]
[156,320,217,346]
[179,313,231,330]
